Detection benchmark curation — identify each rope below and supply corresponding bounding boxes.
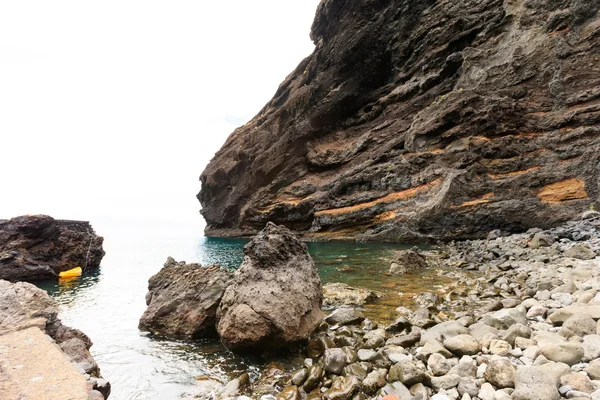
[85,229,94,268]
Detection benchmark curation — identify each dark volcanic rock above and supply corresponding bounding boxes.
[138,257,232,338]
[216,222,324,350]
[199,0,600,242]
[0,215,105,281]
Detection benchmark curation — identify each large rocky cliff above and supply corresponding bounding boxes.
[199,0,600,242]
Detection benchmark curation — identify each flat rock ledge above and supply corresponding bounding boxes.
[0,215,105,282]
[203,213,600,400]
[0,280,110,400]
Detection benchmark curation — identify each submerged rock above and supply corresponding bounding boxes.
[0,215,105,282]
[138,257,232,338]
[323,282,378,307]
[389,249,427,276]
[216,223,324,350]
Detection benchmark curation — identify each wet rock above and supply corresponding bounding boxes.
[139,257,231,338]
[484,359,516,388]
[325,309,365,326]
[217,223,323,350]
[388,360,430,387]
[363,329,386,349]
[386,317,411,334]
[0,215,105,282]
[291,369,308,386]
[389,249,427,275]
[303,365,324,392]
[387,329,421,348]
[325,376,359,400]
[276,386,301,400]
[344,363,368,381]
[443,335,481,356]
[361,369,387,394]
[324,348,347,375]
[323,283,378,307]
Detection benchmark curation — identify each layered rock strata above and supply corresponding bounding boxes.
[0,215,105,281]
[199,0,600,242]
[212,212,600,400]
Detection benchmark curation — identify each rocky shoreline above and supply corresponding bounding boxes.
[187,211,600,400]
[0,280,110,399]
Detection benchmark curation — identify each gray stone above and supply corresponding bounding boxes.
[325,309,365,326]
[483,309,527,330]
[443,335,481,356]
[388,360,430,387]
[361,369,387,394]
[500,324,531,346]
[540,342,584,366]
[431,374,461,391]
[363,329,386,349]
[582,335,600,362]
[484,359,516,388]
[428,353,457,376]
[513,366,560,400]
[560,314,597,338]
[565,244,596,260]
[324,348,347,375]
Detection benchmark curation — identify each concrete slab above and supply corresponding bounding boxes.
[0,327,88,400]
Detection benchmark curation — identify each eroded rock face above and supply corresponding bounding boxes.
[0,215,105,282]
[199,0,600,242]
[138,257,232,338]
[216,223,324,350]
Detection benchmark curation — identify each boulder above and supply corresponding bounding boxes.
[0,215,105,282]
[484,359,516,388]
[389,249,427,275]
[513,365,561,400]
[216,223,324,350]
[559,313,596,338]
[138,257,232,338]
[443,334,481,356]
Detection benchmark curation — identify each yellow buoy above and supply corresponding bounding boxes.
[59,267,82,279]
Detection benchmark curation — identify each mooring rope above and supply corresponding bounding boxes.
[85,229,94,268]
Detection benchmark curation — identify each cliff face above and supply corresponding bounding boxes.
[199,0,600,242]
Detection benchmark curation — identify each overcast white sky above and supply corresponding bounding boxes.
[0,1,320,224]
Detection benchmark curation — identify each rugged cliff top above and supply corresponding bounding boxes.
[200,0,600,242]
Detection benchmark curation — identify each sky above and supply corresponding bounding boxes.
[0,1,321,225]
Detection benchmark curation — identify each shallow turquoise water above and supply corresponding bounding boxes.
[37,218,446,400]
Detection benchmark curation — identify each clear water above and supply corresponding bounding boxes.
[36,217,450,399]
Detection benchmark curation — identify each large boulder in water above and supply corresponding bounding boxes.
[139,257,232,338]
[216,222,324,350]
[0,215,105,282]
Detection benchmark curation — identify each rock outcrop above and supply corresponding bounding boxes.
[0,215,105,281]
[199,0,600,242]
[138,257,232,338]
[217,222,324,350]
[0,280,110,399]
[389,248,428,275]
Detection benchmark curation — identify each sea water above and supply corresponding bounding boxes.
[36,216,449,399]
